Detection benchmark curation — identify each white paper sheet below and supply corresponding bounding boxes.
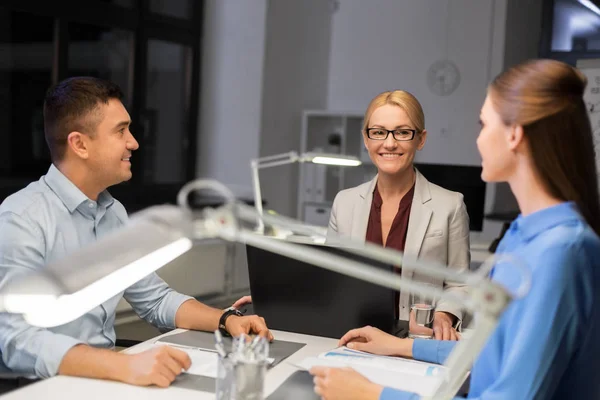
[153,344,275,378]
[293,347,446,396]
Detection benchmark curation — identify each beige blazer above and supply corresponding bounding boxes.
[327,169,470,321]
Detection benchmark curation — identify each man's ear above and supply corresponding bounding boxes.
[66,132,90,160]
[507,125,525,152]
[417,129,427,150]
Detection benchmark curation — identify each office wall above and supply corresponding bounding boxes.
[196,0,267,198]
[196,0,547,240]
[326,0,505,168]
[323,0,546,241]
[483,0,544,228]
[258,0,334,217]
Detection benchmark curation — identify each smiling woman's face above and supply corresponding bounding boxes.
[363,104,426,178]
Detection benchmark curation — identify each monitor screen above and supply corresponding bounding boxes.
[550,0,600,53]
[414,163,486,232]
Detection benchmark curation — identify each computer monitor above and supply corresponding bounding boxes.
[246,243,396,339]
[415,163,486,231]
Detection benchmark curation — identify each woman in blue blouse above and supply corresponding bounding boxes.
[310,59,600,400]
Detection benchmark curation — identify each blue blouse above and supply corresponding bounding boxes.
[381,202,600,399]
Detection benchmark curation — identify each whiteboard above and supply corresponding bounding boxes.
[576,59,600,191]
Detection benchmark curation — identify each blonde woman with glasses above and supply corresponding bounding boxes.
[327,90,469,341]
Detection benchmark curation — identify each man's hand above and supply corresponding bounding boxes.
[432,312,459,341]
[118,346,191,388]
[310,367,382,400]
[338,326,412,358]
[231,295,252,310]
[225,315,274,341]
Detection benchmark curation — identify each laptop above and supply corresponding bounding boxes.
[246,243,397,339]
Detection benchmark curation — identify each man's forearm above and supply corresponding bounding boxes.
[174,299,223,331]
[58,344,127,382]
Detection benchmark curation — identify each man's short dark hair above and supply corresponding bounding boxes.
[43,76,124,162]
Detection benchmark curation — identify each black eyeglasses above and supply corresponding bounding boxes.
[365,128,417,141]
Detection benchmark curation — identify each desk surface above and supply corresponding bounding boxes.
[0,329,338,400]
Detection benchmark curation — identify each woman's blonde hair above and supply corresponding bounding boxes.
[362,90,425,133]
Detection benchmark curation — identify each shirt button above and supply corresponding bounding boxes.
[88,202,95,208]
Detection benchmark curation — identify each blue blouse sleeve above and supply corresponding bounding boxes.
[378,339,460,400]
[411,339,457,364]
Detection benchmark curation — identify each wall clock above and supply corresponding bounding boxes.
[427,60,461,96]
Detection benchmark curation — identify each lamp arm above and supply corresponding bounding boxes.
[233,203,531,303]
[252,162,264,221]
[179,178,528,400]
[248,151,300,231]
[235,204,471,285]
[194,202,520,400]
[429,314,500,399]
[199,204,515,317]
[0,178,524,399]
[251,151,299,168]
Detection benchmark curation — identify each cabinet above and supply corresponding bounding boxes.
[297,110,377,225]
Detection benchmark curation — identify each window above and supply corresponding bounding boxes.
[0,1,203,211]
[0,8,54,181]
[144,40,191,183]
[68,23,132,99]
[149,0,193,20]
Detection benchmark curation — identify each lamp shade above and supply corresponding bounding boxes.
[1,205,193,327]
[301,152,362,166]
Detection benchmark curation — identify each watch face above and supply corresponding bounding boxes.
[427,60,461,96]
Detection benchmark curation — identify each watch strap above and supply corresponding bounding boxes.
[219,307,243,336]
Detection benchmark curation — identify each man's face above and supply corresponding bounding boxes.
[86,99,139,188]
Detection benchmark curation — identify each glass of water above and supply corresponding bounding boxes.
[408,283,438,339]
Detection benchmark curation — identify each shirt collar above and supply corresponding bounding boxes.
[372,182,415,210]
[509,202,581,242]
[43,164,115,213]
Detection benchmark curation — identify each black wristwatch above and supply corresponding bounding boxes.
[219,307,244,337]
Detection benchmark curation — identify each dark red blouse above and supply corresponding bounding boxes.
[365,183,415,319]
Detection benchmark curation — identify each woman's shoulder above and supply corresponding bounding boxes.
[333,180,374,203]
[538,218,600,260]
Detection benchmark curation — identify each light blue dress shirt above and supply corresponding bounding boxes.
[380,202,600,400]
[0,165,193,378]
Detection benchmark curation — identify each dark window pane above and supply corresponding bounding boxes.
[142,40,190,183]
[0,8,54,182]
[68,22,132,104]
[149,0,192,20]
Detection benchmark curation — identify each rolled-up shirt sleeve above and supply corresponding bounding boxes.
[123,273,193,330]
[0,213,84,378]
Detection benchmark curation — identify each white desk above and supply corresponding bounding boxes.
[0,329,338,400]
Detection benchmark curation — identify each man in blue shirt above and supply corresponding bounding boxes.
[0,77,271,388]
